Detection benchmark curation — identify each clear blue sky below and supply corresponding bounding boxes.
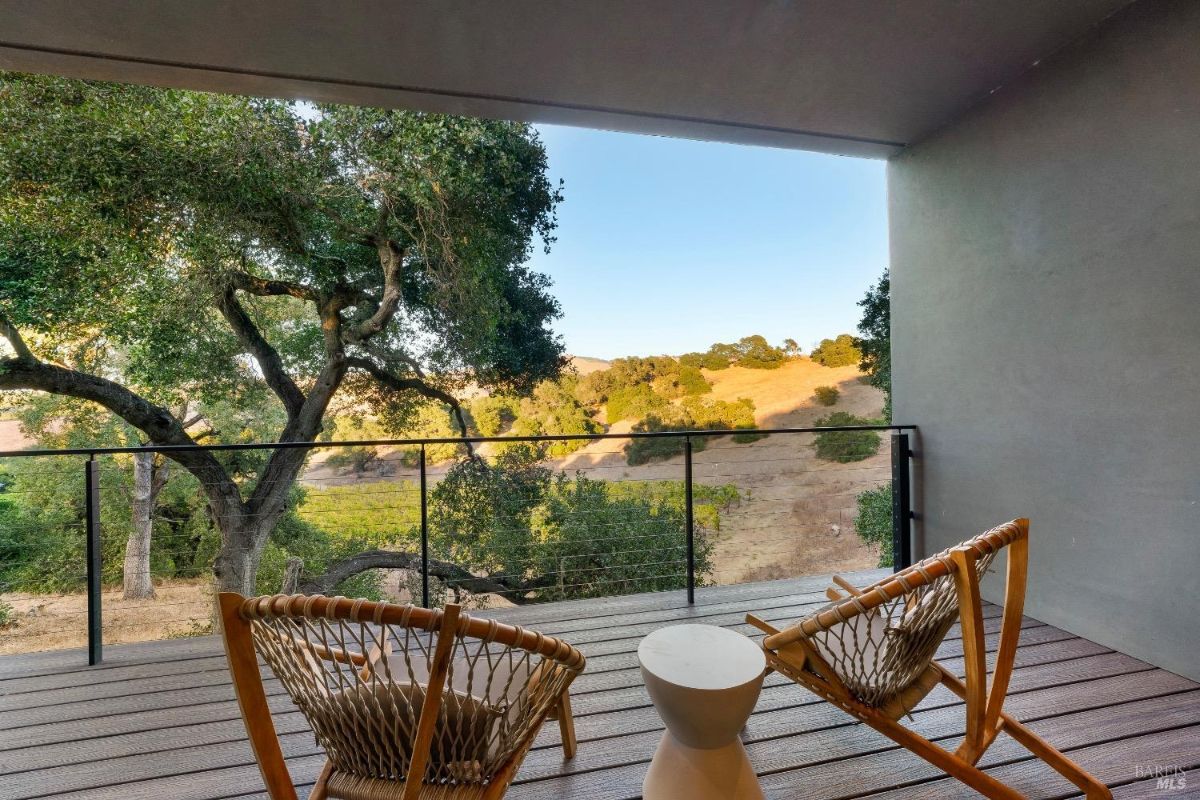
[526,124,888,361]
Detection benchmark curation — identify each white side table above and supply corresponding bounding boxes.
[638,624,766,800]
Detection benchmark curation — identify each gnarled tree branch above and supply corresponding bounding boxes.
[230,270,368,309]
[297,548,549,603]
[229,271,320,302]
[243,293,350,524]
[216,288,306,420]
[0,314,34,362]
[0,356,245,520]
[345,355,474,456]
[343,241,406,344]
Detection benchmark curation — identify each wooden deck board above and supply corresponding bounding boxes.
[1,571,1196,800]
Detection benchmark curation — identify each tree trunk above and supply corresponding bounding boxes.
[280,557,304,594]
[211,438,321,596]
[212,536,260,596]
[123,451,157,600]
[211,512,286,595]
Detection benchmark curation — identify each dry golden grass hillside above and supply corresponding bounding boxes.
[302,356,889,579]
[550,357,888,583]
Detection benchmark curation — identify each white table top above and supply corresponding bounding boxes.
[637,624,765,691]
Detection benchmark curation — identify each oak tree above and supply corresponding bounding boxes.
[0,73,565,594]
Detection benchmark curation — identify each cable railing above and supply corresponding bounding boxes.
[0,424,915,664]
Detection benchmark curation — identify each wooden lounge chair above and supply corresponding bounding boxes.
[219,593,586,800]
[747,519,1111,799]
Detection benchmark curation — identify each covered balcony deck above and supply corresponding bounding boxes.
[1,571,1197,800]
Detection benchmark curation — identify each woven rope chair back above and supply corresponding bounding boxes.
[237,594,584,797]
[799,521,1025,708]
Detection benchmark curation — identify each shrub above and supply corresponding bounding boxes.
[256,512,387,599]
[578,356,680,406]
[813,385,840,406]
[854,484,893,568]
[607,480,740,532]
[531,474,713,601]
[692,335,787,370]
[735,334,787,369]
[429,449,715,601]
[810,334,863,368]
[677,366,712,396]
[0,460,156,593]
[393,404,468,464]
[813,412,881,463]
[326,415,389,441]
[684,396,764,442]
[324,446,379,474]
[702,352,731,370]
[0,598,13,629]
[607,383,668,423]
[625,416,699,465]
[625,397,763,464]
[652,364,714,400]
[468,395,519,437]
[510,377,599,456]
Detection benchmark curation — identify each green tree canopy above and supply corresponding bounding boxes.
[680,335,787,370]
[813,411,881,463]
[856,269,891,418]
[810,334,863,368]
[510,376,599,456]
[0,72,565,592]
[426,446,718,602]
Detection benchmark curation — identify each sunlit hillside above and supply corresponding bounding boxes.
[548,357,888,583]
[304,353,889,586]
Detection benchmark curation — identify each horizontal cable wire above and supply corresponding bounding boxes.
[3,426,904,654]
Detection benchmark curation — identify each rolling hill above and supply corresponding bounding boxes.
[305,355,890,586]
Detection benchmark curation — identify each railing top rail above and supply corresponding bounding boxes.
[0,424,916,459]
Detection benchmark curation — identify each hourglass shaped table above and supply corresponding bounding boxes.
[637,624,767,800]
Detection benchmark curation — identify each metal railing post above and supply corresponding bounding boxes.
[419,443,430,609]
[84,456,102,665]
[891,432,913,571]
[684,436,695,604]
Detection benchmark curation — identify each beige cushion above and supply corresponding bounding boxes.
[327,681,502,770]
[390,650,537,706]
[806,605,886,693]
[803,597,953,710]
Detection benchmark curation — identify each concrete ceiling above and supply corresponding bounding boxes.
[0,1,1133,158]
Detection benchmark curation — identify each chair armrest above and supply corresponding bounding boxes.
[745,614,779,635]
[832,574,864,596]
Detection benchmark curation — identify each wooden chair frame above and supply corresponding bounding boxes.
[748,519,1112,800]
[219,593,583,800]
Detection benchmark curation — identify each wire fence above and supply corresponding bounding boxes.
[0,425,913,660]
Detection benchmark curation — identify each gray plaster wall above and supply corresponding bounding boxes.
[889,0,1200,680]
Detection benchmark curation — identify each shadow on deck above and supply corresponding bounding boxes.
[1,571,1198,799]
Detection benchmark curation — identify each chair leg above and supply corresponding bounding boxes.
[556,690,578,759]
[937,664,1112,798]
[307,761,333,800]
[999,712,1113,799]
[219,593,299,800]
[866,712,1025,800]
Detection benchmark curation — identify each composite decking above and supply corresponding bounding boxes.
[1,571,1198,799]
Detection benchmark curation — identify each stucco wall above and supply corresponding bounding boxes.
[889,0,1200,680]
